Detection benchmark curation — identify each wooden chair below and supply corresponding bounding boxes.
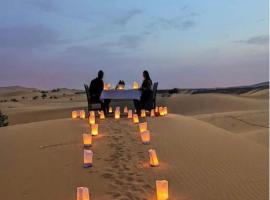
[84,84,103,113]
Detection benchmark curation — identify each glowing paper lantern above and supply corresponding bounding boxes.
[72,111,78,119]
[141,109,146,117]
[117,84,124,90]
[156,180,169,200]
[109,106,113,113]
[84,149,93,168]
[159,107,165,116]
[139,122,148,133]
[148,149,159,167]
[79,110,86,119]
[83,133,92,147]
[89,115,95,125]
[133,114,139,123]
[128,110,133,119]
[89,111,95,118]
[163,107,168,115]
[91,124,98,136]
[77,187,90,200]
[155,106,159,113]
[141,130,150,144]
[104,83,111,90]
[99,111,105,119]
[124,106,128,113]
[133,81,139,89]
[115,107,120,119]
[150,109,155,117]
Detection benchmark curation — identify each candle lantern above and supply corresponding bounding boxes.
[83,133,92,147]
[141,109,146,117]
[141,130,150,144]
[148,149,159,167]
[72,111,78,119]
[84,149,93,168]
[150,109,155,117]
[99,111,105,119]
[159,107,165,116]
[139,122,148,133]
[133,114,139,123]
[133,81,139,89]
[91,124,98,136]
[89,111,95,117]
[115,107,120,119]
[89,115,95,125]
[104,83,111,90]
[79,110,86,119]
[109,106,112,113]
[124,106,128,113]
[128,110,133,119]
[163,107,168,115]
[77,187,90,200]
[156,180,169,200]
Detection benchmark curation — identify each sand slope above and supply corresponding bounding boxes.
[0,114,268,200]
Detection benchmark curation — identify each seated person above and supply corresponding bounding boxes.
[134,70,153,114]
[89,70,110,113]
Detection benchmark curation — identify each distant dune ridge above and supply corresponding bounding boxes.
[0,81,268,200]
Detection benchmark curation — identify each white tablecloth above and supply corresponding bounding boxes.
[100,89,141,100]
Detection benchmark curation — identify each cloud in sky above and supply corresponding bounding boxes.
[235,35,269,45]
[28,0,57,12]
[114,9,143,26]
[0,25,61,49]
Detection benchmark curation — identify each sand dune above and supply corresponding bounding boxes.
[0,113,268,200]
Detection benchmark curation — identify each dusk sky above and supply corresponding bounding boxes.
[0,0,268,89]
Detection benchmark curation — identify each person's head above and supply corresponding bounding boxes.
[97,70,104,80]
[143,70,151,80]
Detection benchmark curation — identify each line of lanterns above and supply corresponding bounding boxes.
[72,105,169,200]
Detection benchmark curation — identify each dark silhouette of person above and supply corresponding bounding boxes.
[89,70,110,113]
[134,70,153,114]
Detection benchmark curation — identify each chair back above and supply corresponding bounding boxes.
[84,84,91,104]
[152,82,158,108]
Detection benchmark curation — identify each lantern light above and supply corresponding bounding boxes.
[104,83,111,91]
[99,111,105,119]
[141,130,150,144]
[159,107,165,116]
[133,81,139,89]
[84,149,93,168]
[77,187,90,200]
[163,107,168,115]
[79,110,86,119]
[91,124,98,136]
[83,133,92,147]
[139,122,148,133]
[155,106,159,113]
[89,115,95,125]
[109,106,113,113]
[124,106,128,113]
[141,109,146,117]
[150,109,155,117]
[115,107,120,119]
[128,110,133,119]
[89,111,95,117]
[133,114,139,123]
[156,180,168,200]
[149,149,159,167]
[72,111,78,119]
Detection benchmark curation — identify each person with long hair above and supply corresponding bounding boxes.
[134,70,153,114]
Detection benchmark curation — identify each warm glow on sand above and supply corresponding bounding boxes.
[151,109,155,117]
[79,110,86,119]
[89,115,95,125]
[109,106,113,113]
[99,111,105,119]
[141,109,146,117]
[124,106,128,113]
[128,110,133,119]
[115,107,120,119]
[133,114,139,123]
[72,111,78,119]
[141,130,150,144]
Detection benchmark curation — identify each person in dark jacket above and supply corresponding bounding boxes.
[89,70,110,113]
[134,70,153,114]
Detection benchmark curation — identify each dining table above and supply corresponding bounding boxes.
[100,89,141,100]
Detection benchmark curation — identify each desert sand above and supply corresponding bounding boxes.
[0,87,268,200]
